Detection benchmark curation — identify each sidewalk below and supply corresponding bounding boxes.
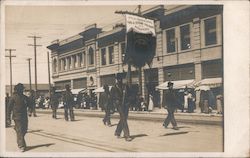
[36,108,223,126]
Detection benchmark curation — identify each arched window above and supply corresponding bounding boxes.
[88,47,94,65]
[53,58,57,73]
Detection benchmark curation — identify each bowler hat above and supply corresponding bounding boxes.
[14,83,25,91]
[167,81,173,87]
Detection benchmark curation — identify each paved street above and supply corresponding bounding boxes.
[5,112,223,152]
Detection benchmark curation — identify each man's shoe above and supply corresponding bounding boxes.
[125,137,132,142]
[102,120,106,125]
[107,124,112,127]
[18,147,25,152]
[115,133,121,138]
[173,126,179,130]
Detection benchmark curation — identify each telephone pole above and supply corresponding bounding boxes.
[47,51,51,99]
[5,49,16,96]
[27,58,32,91]
[28,36,42,96]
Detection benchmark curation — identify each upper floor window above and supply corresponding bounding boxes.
[63,58,66,71]
[53,59,57,73]
[108,46,114,64]
[166,29,176,53]
[78,53,83,67]
[204,17,217,46]
[101,48,106,65]
[121,43,126,62]
[58,59,61,71]
[68,57,72,69]
[82,51,86,66]
[88,47,94,65]
[180,24,191,50]
[73,55,77,68]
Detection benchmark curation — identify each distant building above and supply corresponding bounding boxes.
[47,5,223,110]
[5,84,50,97]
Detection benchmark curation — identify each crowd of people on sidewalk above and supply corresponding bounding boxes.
[5,75,223,152]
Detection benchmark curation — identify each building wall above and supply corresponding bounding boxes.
[49,5,223,110]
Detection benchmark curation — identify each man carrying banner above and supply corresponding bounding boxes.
[111,76,132,142]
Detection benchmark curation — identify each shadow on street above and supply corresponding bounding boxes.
[130,134,148,141]
[160,131,189,136]
[25,143,55,151]
[27,129,43,133]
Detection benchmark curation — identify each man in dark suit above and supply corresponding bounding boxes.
[163,82,179,130]
[50,87,60,119]
[111,77,132,141]
[28,90,37,117]
[8,83,31,152]
[63,85,75,121]
[99,84,112,126]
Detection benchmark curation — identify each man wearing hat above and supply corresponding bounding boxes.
[63,84,75,121]
[163,81,179,130]
[111,75,132,141]
[8,83,30,152]
[50,87,60,119]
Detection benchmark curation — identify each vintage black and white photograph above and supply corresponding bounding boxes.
[0,0,249,157]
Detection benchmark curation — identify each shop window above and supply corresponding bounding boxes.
[205,17,217,46]
[166,28,176,53]
[88,47,94,65]
[180,24,191,50]
[108,46,114,64]
[164,64,195,81]
[202,60,222,78]
[101,48,106,65]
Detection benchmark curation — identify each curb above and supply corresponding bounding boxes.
[36,109,223,126]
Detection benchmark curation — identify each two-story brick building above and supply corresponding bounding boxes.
[47,5,223,110]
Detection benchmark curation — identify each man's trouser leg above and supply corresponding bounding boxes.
[14,120,27,148]
[64,106,69,121]
[69,105,75,121]
[122,105,130,138]
[33,106,37,116]
[164,108,172,127]
[6,105,11,127]
[115,105,123,136]
[170,110,177,127]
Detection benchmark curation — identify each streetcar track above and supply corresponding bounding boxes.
[30,130,136,152]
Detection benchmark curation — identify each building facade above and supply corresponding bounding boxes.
[47,5,223,110]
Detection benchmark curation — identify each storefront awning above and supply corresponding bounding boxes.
[93,86,112,93]
[195,77,222,88]
[156,79,195,90]
[71,88,87,94]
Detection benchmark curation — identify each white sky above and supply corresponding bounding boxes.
[4,5,155,85]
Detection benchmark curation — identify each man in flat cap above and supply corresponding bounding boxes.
[8,83,30,152]
[163,81,179,130]
[63,84,75,121]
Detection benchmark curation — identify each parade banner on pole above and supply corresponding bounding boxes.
[125,14,156,36]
